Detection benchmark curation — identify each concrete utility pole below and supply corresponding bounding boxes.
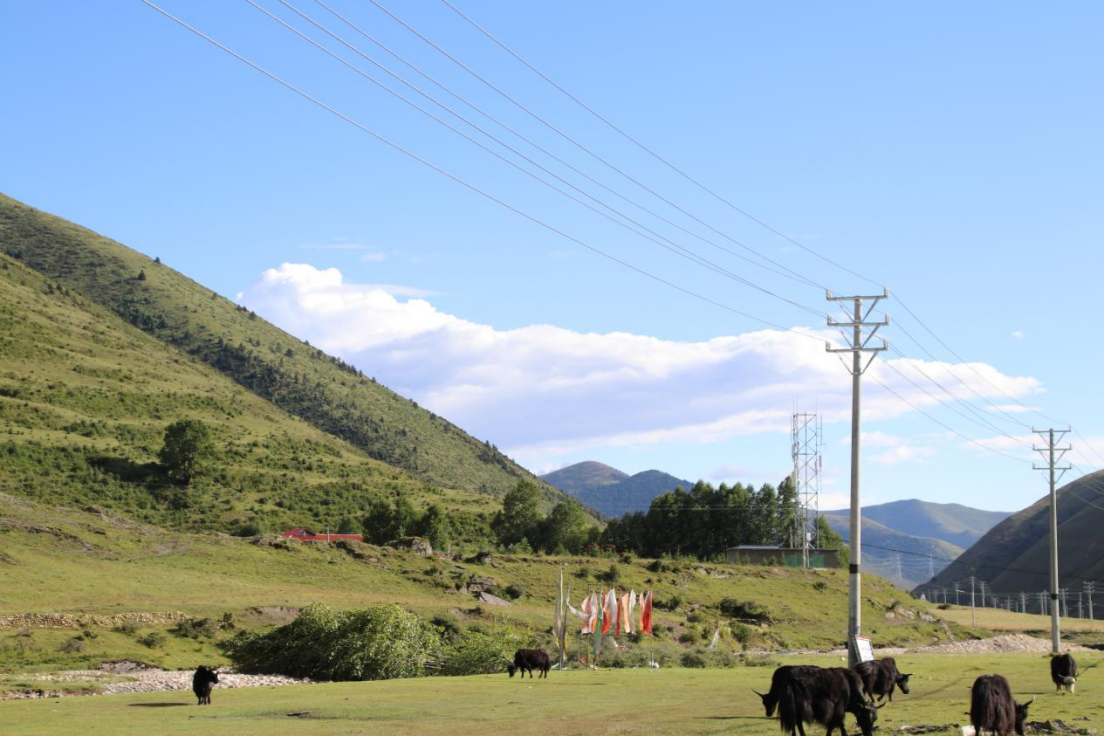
[1086,582,1096,623]
[1034,428,1071,655]
[969,576,977,627]
[827,289,889,667]
[1020,592,1027,614]
[980,580,988,608]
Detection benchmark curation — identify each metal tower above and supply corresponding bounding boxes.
[791,411,824,566]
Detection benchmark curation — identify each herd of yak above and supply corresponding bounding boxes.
[189,649,1079,735]
[750,654,1074,736]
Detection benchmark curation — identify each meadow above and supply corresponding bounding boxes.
[2,652,1102,735]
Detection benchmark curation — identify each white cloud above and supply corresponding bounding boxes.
[239,263,1043,469]
[1012,330,1026,340]
[360,251,387,263]
[870,445,936,465]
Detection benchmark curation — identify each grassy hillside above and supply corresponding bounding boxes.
[0,193,561,505]
[0,492,955,670]
[920,470,1104,597]
[0,248,515,537]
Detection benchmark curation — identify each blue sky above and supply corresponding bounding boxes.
[2,1,1102,512]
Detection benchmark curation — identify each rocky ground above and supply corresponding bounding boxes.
[0,660,311,700]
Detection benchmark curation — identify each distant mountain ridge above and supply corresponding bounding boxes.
[543,462,694,517]
[541,461,628,496]
[822,500,1010,589]
[918,470,1104,599]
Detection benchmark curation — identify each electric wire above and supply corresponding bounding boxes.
[139,0,829,344]
[249,0,829,319]
[436,0,881,289]
[365,0,831,290]
[307,0,821,290]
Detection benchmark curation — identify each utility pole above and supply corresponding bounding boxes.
[1086,582,1096,623]
[1040,590,1049,616]
[827,289,889,667]
[1078,591,1083,619]
[1020,591,1027,614]
[969,576,977,627]
[980,580,988,608]
[1034,428,1071,655]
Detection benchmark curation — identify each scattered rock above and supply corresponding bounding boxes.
[478,592,511,607]
[467,576,497,593]
[0,611,188,629]
[287,711,311,718]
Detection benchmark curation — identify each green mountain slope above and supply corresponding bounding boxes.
[856,499,1010,549]
[918,470,1104,598]
[541,461,628,495]
[543,462,694,517]
[0,193,558,504]
[0,248,499,535]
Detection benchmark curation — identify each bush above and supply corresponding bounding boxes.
[224,604,439,681]
[171,617,218,640]
[503,583,526,600]
[60,637,85,654]
[680,650,708,668]
[812,581,828,592]
[596,564,621,584]
[138,632,167,649]
[113,621,141,636]
[653,594,682,612]
[439,625,530,676]
[718,598,771,623]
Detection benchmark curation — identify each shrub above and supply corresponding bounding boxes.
[596,564,621,584]
[80,628,98,640]
[138,632,167,649]
[503,583,526,600]
[439,624,530,676]
[680,650,708,668]
[171,617,218,640]
[812,581,828,592]
[113,621,140,636]
[60,637,85,654]
[653,594,682,612]
[430,615,461,642]
[224,604,439,681]
[718,598,771,623]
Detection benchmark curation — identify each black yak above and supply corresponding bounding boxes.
[853,657,912,704]
[754,665,822,717]
[1051,653,1077,694]
[776,666,878,736]
[507,648,550,679]
[192,665,219,705]
[970,674,1033,736]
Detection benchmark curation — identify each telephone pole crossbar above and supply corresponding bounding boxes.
[826,288,889,667]
[1034,428,1071,655]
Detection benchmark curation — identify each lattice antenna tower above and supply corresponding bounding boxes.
[791,409,824,565]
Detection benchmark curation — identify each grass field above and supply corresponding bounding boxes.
[2,653,1102,735]
[937,604,1101,635]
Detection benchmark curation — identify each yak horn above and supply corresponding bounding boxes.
[1030,696,1036,704]
[752,689,766,697]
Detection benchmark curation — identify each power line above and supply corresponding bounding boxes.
[307,0,821,291]
[365,0,832,290]
[139,0,828,344]
[436,0,880,289]
[434,0,1082,450]
[248,0,828,320]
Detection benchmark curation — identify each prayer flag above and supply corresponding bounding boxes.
[641,589,653,635]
